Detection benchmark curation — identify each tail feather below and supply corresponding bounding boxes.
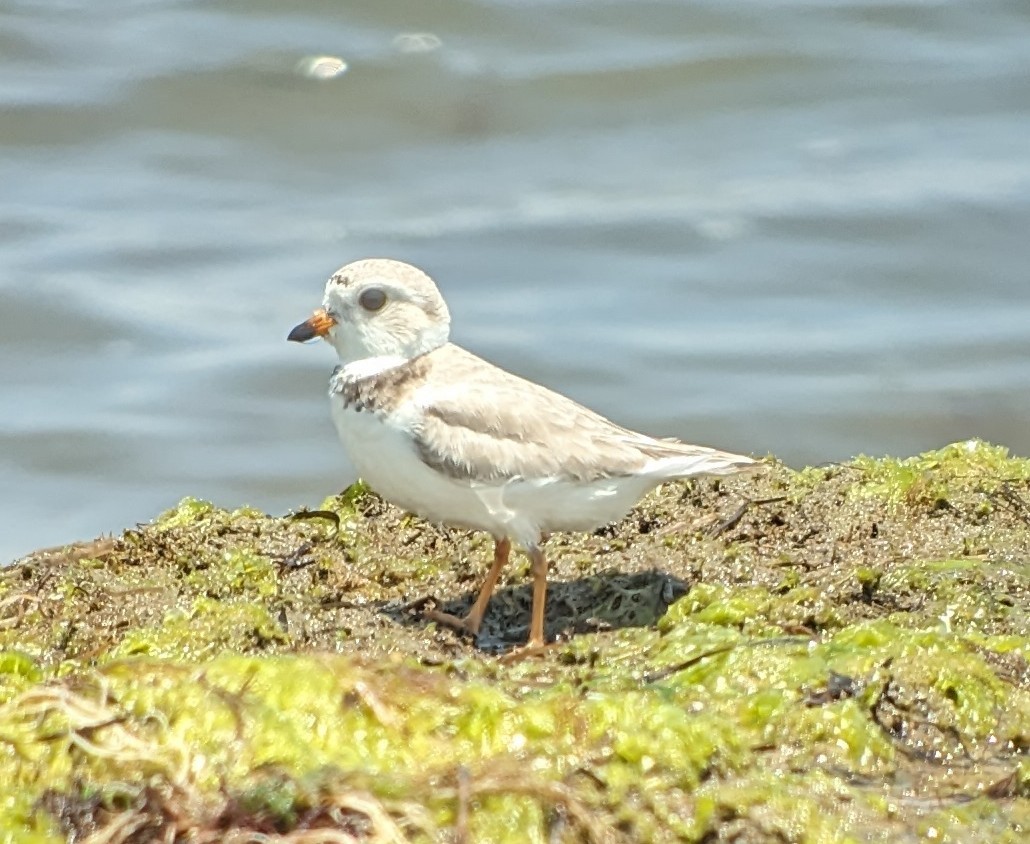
[638,438,762,480]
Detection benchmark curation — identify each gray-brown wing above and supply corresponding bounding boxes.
[410,346,651,483]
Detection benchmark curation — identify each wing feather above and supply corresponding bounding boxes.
[410,346,755,484]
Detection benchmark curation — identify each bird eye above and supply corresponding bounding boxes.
[358,287,387,312]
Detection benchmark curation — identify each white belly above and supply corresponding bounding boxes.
[329,400,658,549]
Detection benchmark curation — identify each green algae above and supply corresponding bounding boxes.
[152,495,217,530]
[852,439,1030,505]
[110,596,290,660]
[1,442,1028,841]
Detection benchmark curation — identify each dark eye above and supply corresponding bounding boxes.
[358,287,387,312]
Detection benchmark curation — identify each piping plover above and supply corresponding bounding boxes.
[289,258,759,649]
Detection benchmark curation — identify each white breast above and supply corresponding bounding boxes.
[329,395,509,536]
[328,393,660,549]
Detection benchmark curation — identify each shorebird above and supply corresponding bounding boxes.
[289,258,758,648]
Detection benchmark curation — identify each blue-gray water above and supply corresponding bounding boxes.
[2,0,1029,563]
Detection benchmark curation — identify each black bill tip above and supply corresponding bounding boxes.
[287,321,317,343]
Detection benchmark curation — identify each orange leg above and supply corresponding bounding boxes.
[497,545,551,662]
[425,537,510,637]
[527,545,548,648]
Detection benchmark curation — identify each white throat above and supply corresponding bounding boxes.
[339,354,410,381]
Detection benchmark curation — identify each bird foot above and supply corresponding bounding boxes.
[422,608,480,638]
[498,639,551,664]
[423,608,551,660]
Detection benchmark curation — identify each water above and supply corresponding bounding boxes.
[2,0,1029,563]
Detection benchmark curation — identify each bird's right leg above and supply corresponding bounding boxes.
[424,536,510,637]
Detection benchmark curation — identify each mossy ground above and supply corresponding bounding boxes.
[1,440,1027,842]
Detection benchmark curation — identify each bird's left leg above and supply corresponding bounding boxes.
[526,544,549,649]
[497,544,551,662]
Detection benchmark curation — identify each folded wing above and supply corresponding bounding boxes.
[410,346,757,485]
